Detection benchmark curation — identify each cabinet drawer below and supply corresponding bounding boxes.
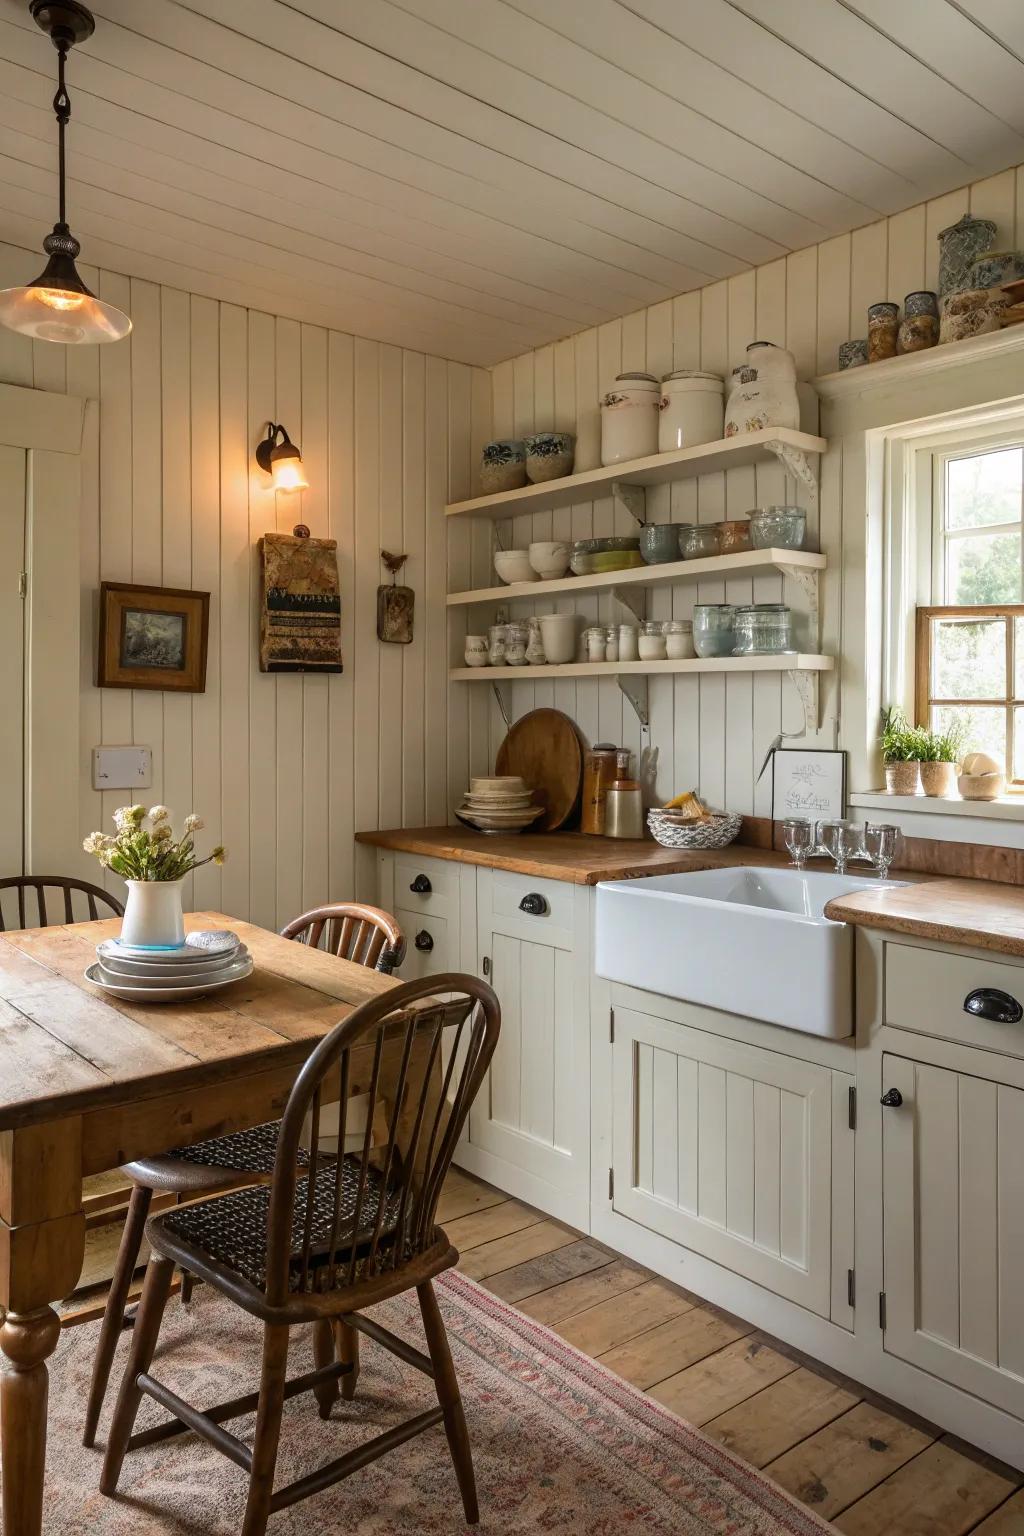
[393,855,460,918]
[885,941,1024,1059]
[487,870,574,947]
[393,907,450,981]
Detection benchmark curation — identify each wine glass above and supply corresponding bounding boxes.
[864,822,901,879]
[818,819,860,874]
[782,817,813,871]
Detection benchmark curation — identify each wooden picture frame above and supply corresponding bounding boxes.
[771,747,846,823]
[97,581,210,693]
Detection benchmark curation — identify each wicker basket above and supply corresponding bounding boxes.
[647,808,743,850]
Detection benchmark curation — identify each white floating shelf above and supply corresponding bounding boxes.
[445,428,828,520]
[450,654,834,682]
[446,547,825,607]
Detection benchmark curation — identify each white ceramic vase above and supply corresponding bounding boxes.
[121,877,186,949]
[724,342,799,438]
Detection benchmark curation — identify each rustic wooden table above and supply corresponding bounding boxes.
[0,910,401,1535]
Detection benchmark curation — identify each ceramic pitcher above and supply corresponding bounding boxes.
[121,877,186,948]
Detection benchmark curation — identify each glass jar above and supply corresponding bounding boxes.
[665,619,695,660]
[584,625,606,663]
[716,518,752,555]
[680,524,720,560]
[487,623,507,665]
[692,604,735,658]
[748,505,806,550]
[504,621,528,666]
[526,616,546,665]
[638,619,667,660]
[618,623,638,661]
[604,625,619,663]
[731,603,795,655]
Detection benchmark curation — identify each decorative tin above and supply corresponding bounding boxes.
[936,214,996,297]
[967,250,1024,290]
[903,291,938,317]
[867,302,899,363]
[838,339,869,370]
[898,293,938,354]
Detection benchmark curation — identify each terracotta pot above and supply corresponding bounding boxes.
[884,761,921,795]
[919,761,957,798]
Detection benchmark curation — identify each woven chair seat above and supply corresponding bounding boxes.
[157,1156,407,1295]
[171,1120,308,1176]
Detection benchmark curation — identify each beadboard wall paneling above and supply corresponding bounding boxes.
[0,237,490,923]
[464,164,1024,816]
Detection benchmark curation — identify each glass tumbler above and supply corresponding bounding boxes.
[864,823,902,878]
[782,817,813,871]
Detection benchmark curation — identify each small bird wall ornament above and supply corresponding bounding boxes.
[377,550,415,644]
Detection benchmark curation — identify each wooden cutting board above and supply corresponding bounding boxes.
[495,708,584,832]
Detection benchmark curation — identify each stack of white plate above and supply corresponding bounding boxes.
[85,930,253,1003]
[455,775,544,835]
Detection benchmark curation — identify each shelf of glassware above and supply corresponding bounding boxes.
[444,428,828,520]
[446,547,825,607]
[450,654,834,683]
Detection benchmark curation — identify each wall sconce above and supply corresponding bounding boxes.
[255,422,309,493]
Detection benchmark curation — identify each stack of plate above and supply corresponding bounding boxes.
[85,930,253,1003]
[455,775,544,835]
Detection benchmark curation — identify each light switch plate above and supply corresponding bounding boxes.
[93,745,152,791]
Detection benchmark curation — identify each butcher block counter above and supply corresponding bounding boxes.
[825,875,1024,959]
[355,825,790,885]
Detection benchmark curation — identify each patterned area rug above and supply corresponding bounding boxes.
[41,1269,835,1534]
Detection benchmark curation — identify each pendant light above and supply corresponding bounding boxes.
[0,2,131,345]
[255,423,309,493]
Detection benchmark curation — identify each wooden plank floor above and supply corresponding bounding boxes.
[438,1169,1024,1535]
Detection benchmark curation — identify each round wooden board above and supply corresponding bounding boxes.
[495,708,584,831]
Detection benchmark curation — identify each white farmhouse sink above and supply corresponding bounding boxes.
[595,866,907,1038]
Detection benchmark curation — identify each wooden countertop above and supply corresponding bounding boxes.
[356,825,789,884]
[825,878,1024,959]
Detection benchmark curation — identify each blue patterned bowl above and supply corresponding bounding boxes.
[524,432,575,483]
[967,251,1024,290]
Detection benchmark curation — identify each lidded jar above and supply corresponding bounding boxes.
[600,372,660,466]
[581,742,619,835]
[665,619,695,660]
[681,524,720,560]
[692,604,735,658]
[868,302,899,363]
[638,619,667,660]
[658,370,725,452]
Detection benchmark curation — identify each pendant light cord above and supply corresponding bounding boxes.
[53,39,70,225]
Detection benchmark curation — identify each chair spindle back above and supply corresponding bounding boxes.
[281,902,406,973]
[0,876,124,933]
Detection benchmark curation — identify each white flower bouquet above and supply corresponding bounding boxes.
[84,806,226,882]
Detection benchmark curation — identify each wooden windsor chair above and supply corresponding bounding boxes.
[82,901,407,1448]
[100,973,500,1534]
[0,874,123,930]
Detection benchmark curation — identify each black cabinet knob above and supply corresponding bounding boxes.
[963,987,1023,1024]
[414,930,433,953]
[519,893,548,916]
[880,1088,903,1108]
[410,874,432,894]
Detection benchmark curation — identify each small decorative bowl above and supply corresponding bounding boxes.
[639,523,685,564]
[494,549,537,585]
[647,809,743,850]
[524,432,575,483]
[480,439,526,494]
[528,540,571,579]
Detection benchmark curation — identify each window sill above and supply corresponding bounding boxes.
[849,791,1024,849]
[850,791,1024,820]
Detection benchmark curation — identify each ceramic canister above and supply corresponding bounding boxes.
[480,440,526,494]
[867,302,899,363]
[898,292,938,354]
[838,339,869,370]
[937,214,997,297]
[724,342,798,437]
[657,371,725,453]
[939,287,1010,344]
[600,372,660,466]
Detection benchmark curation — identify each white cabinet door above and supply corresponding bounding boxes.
[468,868,590,1216]
[882,1053,1024,1421]
[612,1006,836,1316]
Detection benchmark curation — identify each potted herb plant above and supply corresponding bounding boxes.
[916,720,968,798]
[880,708,923,796]
[83,806,225,948]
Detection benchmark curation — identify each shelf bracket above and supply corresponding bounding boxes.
[611,481,646,526]
[777,563,820,640]
[786,668,820,735]
[765,440,818,502]
[491,682,512,730]
[611,584,646,622]
[617,674,651,751]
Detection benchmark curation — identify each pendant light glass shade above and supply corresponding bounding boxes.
[256,423,309,493]
[0,3,130,346]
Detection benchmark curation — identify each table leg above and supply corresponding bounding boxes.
[0,1121,84,1535]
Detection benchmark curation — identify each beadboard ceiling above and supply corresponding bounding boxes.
[1,0,1024,365]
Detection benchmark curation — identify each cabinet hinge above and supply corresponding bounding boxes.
[608,1167,614,1200]
[18,571,27,598]
[609,1007,615,1043]
[848,1085,856,1130]
[879,1291,887,1331]
[847,1268,855,1308]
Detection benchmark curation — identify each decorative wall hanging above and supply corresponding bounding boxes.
[97,582,209,692]
[258,525,342,673]
[771,747,846,824]
[0,2,131,345]
[377,550,414,645]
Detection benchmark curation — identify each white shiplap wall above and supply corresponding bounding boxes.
[0,236,490,923]
[464,164,1024,817]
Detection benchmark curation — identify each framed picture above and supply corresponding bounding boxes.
[97,582,210,692]
[771,747,846,823]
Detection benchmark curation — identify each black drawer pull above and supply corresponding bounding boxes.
[410,874,432,894]
[414,930,434,953]
[964,987,1023,1024]
[880,1088,903,1108]
[519,893,548,916]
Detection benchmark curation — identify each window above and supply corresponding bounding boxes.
[917,443,1024,781]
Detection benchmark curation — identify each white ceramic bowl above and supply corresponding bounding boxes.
[958,771,1006,801]
[538,612,577,664]
[494,549,537,585]
[529,541,571,580]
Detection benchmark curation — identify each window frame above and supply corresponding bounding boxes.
[930,440,1024,607]
[915,604,1024,784]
